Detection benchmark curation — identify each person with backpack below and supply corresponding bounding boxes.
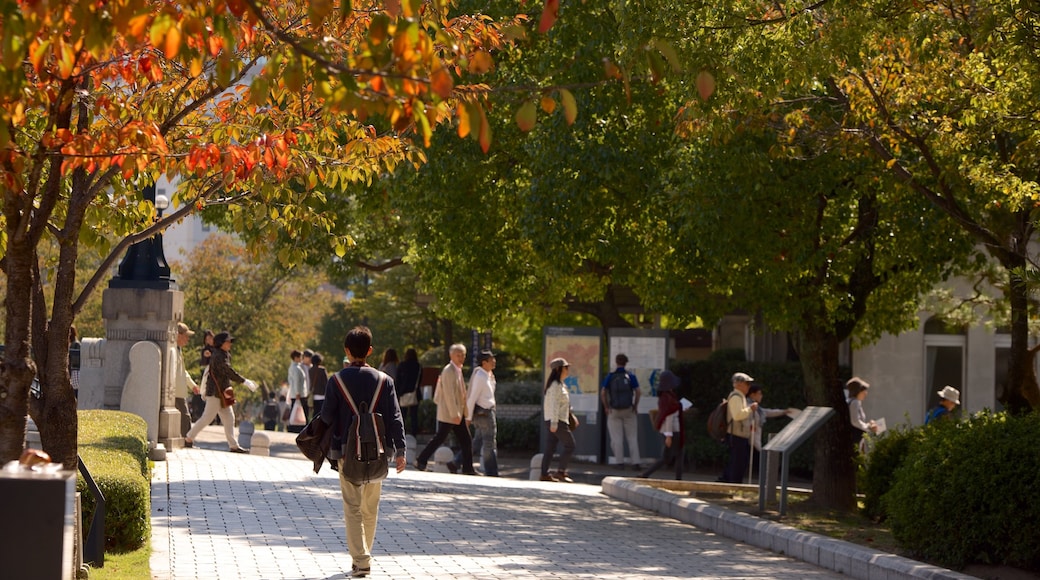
[320,326,406,578]
[719,372,757,483]
[600,353,641,471]
[262,391,279,431]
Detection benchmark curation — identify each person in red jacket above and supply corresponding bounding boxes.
[639,371,684,480]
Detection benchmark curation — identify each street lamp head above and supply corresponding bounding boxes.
[155,194,170,212]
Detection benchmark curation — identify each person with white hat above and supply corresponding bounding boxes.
[925,386,961,425]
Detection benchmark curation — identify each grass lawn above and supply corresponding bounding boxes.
[84,547,150,580]
[698,489,902,555]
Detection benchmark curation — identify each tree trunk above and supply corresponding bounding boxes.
[0,227,37,464]
[794,326,857,511]
[1001,267,1040,413]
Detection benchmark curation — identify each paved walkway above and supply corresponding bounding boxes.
[151,427,846,579]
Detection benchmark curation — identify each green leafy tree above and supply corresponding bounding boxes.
[174,234,337,391]
[663,126,973,509]
[386,0,684,331]
[645,0,1040,413]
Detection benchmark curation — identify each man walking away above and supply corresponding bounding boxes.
[601,353,641,470]
[321,326,406,578]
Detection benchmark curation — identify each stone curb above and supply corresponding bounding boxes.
[601,477,978,580]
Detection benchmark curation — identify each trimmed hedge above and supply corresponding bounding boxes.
[78,410,151,552]
[883,411,1040,570]
[857,424,922,521]
[497,415,540,452]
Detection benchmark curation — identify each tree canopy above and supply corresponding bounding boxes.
[0,0,528,467]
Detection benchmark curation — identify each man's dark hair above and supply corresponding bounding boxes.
[344,326,373,359]
[290,349,302,360]
[616,353,629,366]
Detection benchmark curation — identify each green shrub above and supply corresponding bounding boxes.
[497,415,540,452]
[78,410,151,552]
[884,411,1040,570]
[417,399,437,434]
[497,382,541,405]
[857,424,922,521]
[671,356,833,473]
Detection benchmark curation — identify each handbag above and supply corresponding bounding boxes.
[568,411,579,431]
[399,391,418,407]
[289,399,307,426]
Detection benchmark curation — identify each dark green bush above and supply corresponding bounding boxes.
[884,411,1040,570]
[671,356,826,472]
[497,382,540,405]
[417,400,437,434]
[78,410,151,552]
[857,424,922,521]
[497,415,540,452]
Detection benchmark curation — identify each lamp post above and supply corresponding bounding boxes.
[109,184,177,290]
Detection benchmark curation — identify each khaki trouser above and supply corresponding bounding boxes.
[339,470,383,569]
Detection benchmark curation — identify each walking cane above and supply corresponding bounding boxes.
[747,421,755,484]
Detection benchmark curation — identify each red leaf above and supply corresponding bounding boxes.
[538,0,559,34]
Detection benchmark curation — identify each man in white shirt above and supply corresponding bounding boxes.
[466,350,499,476]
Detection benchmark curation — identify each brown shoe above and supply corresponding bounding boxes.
[539,473,558,482]
[555,471,574,483]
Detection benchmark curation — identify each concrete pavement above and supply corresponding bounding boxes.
[151,426,975,579]
[152,427,846,579]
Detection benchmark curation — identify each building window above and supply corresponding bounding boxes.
[993,327,1012,412]
[923,316,966,416]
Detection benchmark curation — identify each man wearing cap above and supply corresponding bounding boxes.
[925,386,961,425]
[720,372,758,483]
[173,322,200,438]
[184,332,254,452]
[414,344,476,474]
[466,350,499,476]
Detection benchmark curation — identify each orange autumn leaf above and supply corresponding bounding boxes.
[431,63,453,99]
[538,0,559,34]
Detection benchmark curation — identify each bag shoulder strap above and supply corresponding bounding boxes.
[333,370,386,414]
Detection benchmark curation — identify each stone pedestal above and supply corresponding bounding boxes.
[101,287,185,451]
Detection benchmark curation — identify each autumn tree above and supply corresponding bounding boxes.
[0,0,526,468]
[173,233,337,390]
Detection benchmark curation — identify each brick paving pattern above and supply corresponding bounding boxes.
[151,430,845,579]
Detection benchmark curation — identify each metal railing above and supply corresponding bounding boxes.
[78,456,105,567]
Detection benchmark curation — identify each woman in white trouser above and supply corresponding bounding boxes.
[185,391,242,451]
[185,332,251,452]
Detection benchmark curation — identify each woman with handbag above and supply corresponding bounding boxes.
[394,348,422,435]
[540,358,577,483]
[184,332,255,452]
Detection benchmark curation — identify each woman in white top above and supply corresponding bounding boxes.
[846,377,878,447]
[540,358,576,483]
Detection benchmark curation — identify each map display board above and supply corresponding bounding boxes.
[543,327,602,395]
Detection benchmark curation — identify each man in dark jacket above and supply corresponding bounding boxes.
[321,326,406,578]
